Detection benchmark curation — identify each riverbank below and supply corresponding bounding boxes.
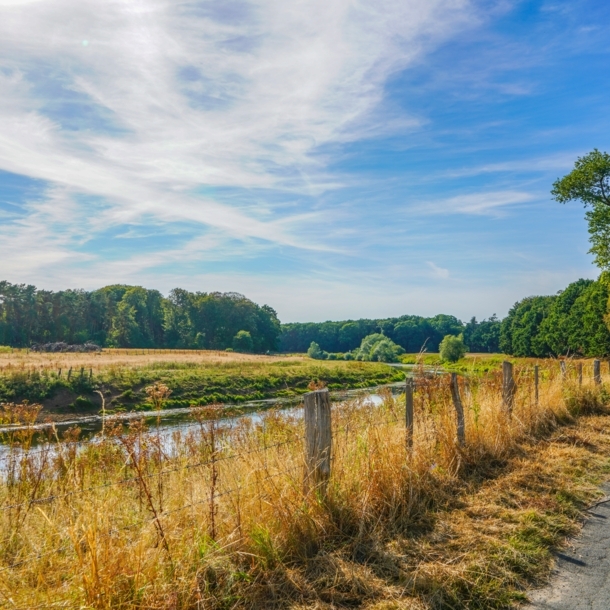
[0,351,405,422]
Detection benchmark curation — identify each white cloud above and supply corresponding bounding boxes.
[0,0,481,275]
[427,261,450,279]
[417,190,536,216]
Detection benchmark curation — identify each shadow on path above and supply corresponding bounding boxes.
[525,482,610,609]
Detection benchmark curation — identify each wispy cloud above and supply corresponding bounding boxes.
[416,190,536,216]
[427,261,450,279]
[0,0,481,276]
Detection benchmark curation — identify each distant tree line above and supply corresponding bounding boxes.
[500,276,610,357]
[280,314,501,354]
[0,282,281,352]
[7,275,610,358]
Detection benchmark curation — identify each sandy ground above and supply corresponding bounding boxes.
[525,483,610,609]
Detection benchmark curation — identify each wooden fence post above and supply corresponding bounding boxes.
[534,365,539,406]
[449,373,465,446]
[304,389,332,496]
[405,377,414,451]
[578,362,583,386]
[560,360,567,379]
[502,361,517,414]
[594,359,602,385]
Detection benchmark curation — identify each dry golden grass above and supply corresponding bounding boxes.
[0,362,609,608]
[0,348,306,373]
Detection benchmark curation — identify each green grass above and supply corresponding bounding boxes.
[399,352,538,373]
[0,359,405,411]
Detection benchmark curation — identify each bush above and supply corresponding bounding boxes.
[439,334,467,363]
[307,341,327,360]
[354,334,405,363]
[233,330,253,352]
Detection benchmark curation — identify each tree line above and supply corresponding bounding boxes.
[0,282,281,352]
[500,276,610,357]
[4,276,610,357]
[281,314,501,354]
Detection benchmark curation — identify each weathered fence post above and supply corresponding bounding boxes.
[405,377,414,451]
[67,367,72,381]
[560,360,567,380]
[450,373,465,446]
[534,365,539,406]
[502,361,517,414]
[304,389,332,496]
[578,362,583,386]
[594,360,602,385]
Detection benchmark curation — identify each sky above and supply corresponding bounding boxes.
[0,0,608,323]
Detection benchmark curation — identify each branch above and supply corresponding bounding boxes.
[599,175,610,206]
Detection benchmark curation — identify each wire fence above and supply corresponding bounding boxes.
[0,359,606,606]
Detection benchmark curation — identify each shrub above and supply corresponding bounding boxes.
[307,341,327,360]
[233,330,253,353]
[354,334,405,363]
[439,334,467,363]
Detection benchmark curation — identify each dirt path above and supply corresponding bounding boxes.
[525,482,610,609]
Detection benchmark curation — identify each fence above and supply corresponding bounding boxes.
[0,359,607,608]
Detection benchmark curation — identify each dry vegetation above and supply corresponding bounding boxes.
[0,348,306,374]
[0,361,609,609]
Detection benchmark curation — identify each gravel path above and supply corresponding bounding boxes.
[525,483,610,609]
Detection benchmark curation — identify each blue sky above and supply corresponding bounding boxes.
[0,0,608,323]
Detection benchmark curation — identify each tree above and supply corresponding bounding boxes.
[439,334,467,363]
[307,341,326,360]
[233,330,253,352]
[552,149,610,269]
[354,333,405,363]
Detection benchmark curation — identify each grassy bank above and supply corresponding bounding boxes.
[1,362,610,608]
[0,351,405,417]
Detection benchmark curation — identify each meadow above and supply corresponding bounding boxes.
[0,349,405,419]
[1,358,609,608]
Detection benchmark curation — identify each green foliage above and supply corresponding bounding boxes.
[552,149,610,208]
[0,282,281,353]
[354,333,405,362]
[0,360,405,408]
[307,341,327,360]
[463,315,500,353]
[281,313,492,354]
[232,330,253,352]
[439,334,467,363]
[552,149,610,270]
[501,277,610,357]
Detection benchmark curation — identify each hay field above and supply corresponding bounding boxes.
[0,348,305,374]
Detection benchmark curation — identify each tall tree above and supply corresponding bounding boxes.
[552,149,610,269]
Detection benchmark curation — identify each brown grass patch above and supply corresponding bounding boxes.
[0,348,306,373]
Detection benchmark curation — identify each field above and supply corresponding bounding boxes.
[1,359,609,608]
[0,349,405,420]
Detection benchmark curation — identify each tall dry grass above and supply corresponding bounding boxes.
[0,360,607,609]
[0,348,305,375]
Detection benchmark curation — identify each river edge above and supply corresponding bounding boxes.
[0,379,408,435]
